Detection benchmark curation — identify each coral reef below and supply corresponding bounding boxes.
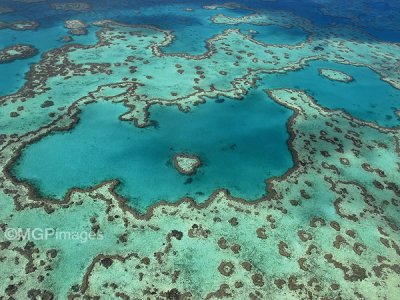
[0,21,39,31]
[319,68,354,83]
[0,45,38,64]
[64,20,88,35]
[50,2,90,12]
[172,153,202,176]
[0,3,399,299]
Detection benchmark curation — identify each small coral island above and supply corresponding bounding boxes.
[172,153,202,176]
[64,19,89,35]
[0,5,13,14]
[0,21,40,31]
[0,44,38,63]
[319,68,354,83]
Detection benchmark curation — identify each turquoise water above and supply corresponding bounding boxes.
[0,26,98,96]
[260,60,400,127]
[2,1,400,298]
[12,87,293,212]
[0,3,307,96]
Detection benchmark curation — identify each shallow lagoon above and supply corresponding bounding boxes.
[2,0,400,298]
[261,60,400,127]
[12,87,293,212]
[0,2,307,96]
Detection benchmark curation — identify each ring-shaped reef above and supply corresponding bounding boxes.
[10,86,293,213]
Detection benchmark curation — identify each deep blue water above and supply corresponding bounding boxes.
[2,0,399,39]
[2,0,399,96]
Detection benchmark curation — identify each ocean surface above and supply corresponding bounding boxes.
[1,0,399,298]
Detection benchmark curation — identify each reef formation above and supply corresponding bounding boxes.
[0,44,38,64]
[0,20,39,31]
[172,153,202,176]
[50,2,90,12]
[0,2,399,299]
[319,68,354,83]
[64,20,89,36]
